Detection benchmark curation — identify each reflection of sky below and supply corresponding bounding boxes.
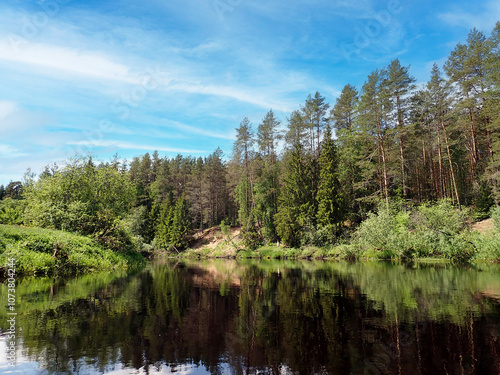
[0,336,39,374]
[0,336,230,375]
[103,363,226,375]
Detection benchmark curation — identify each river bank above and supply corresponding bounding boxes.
[0,224,144,276]
[178,217,500,263]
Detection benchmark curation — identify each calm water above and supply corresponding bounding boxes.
[1,260,500,375]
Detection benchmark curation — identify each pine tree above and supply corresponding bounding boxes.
[301,92,329,157]
[444,29,492,186]
[357,70,390,206]
[257,109,282,162]
[331,84,364,220]
[384,59,416,197]
[427,63,461,206]
[233,118,255,225]
[285,110,307,148]
[485,22,500,204]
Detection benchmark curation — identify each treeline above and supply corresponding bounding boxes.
[1,23,500,252]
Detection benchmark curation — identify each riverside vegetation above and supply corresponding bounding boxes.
[2,23,500,274]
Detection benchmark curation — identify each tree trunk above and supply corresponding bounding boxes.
[442,119,461,208]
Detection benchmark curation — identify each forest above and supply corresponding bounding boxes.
[1,23,500,269]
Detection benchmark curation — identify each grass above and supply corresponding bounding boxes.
[0,224,144,276]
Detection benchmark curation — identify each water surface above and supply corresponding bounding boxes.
[1,260,500,374]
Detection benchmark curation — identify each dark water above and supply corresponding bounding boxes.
[1,260,500,375]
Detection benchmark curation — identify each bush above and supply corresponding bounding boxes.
[355,208,411,258]
[0,198,26,225]
[491,206,500,231]
[241,223,263,250]
[301,224,338,247]
[408,200,472,260]
[352,199,476,261]
[410,200,469,235]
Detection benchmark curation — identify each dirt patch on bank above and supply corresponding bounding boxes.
[190,226,241,250]
[472,218,495,235]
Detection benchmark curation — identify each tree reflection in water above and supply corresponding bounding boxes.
[1,260,500,374]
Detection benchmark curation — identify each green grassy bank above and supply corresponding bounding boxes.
[181,236,500,263]
[0,225,144,276]
[180,203,500,263]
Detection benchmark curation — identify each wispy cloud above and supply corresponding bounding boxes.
[163,120,236,140]
[168,82,294,112]
[0,40,136,83]
[67,140,205,154]
[0,144,29,158]
[0,101,17,122]
[439,0,500,30]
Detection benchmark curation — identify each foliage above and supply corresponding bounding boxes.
[473,180,494,220]
[355,207,411,258]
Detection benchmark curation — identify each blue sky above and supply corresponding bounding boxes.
[0,0,499,185]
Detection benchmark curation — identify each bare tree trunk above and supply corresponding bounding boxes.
[381,138,390,207]
[466,91,479,178]
[442,119,461,208]
[435,120,445,198]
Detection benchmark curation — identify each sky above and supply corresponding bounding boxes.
[0,0,499,185]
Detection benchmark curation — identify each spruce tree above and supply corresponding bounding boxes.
[275,143,315,247]
[170,194,192,250]
[255,109,282,242]
[316,125,344,236]
[156,197,174,250]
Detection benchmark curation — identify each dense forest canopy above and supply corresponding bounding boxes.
[1,23,500,252]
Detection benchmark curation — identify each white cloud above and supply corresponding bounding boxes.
[0,40,137,83]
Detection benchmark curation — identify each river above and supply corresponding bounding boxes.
[1,260,500,374]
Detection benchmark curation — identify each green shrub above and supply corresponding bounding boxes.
[407,200,473,260]
[410,200,469,235]
[241,216,263,251]
[491,206,500,231]
[0,198,26,225]
[355,208,411,258]
[257,246,283,259]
